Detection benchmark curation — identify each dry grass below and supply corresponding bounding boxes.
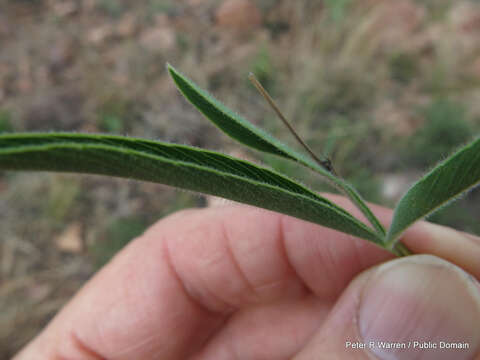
[1,0,480,356]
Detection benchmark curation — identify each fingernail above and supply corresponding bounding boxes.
[358,255,480,360]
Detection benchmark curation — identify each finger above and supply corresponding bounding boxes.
[294,255,480,360]
[15,204,392,360]
[15,196,480,359]
[402,222,480,279]
[325,193,480,279]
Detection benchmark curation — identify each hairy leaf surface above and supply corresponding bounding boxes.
[388,137,480,244]
[168,64,386,236]
[0,133,382,243]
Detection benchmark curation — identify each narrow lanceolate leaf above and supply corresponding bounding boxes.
[167,63,386,236]
[167,63,303,162]
[387,137,480,245]
[0,133,382,244]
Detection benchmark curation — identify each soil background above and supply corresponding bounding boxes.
[1,0,480,356]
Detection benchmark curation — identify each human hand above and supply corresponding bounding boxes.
[14,196,480,359]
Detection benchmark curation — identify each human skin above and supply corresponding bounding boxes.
[14,195,480,359]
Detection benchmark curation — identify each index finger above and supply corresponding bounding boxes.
[14,197,479,359]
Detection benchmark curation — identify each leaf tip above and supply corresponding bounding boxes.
[166,62,176,75]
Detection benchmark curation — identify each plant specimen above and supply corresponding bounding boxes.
[0,64,479,257]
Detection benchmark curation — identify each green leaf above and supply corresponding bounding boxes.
[0,132,382,244]
[387,137,480,245]
[167,63,301,162]
[167,63,386,237]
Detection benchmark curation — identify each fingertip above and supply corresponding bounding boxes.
[402,221,480,279]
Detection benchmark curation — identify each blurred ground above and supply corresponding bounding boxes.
[1,0,480,356]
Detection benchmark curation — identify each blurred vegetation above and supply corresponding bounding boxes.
[2,0,480,356]
[96,95,137,133]
[148,0,175,15]
[407,98,473,167]
[428,187,480,234]
[249,46,276,94]
[162,190,201,214]
[88,191,199,268]
[389,53,419,84]
[96,0,125,18]
[89,216,146,268]
[44,176,81,224]
[0,110,13,133]
[324,0,352,21]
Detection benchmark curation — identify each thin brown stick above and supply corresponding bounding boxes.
[248,72,336,175]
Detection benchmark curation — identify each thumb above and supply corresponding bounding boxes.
[295,255,480,360]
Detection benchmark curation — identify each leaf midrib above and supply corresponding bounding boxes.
[1,140,377,236]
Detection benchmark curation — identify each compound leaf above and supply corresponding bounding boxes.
[167,63,386,237]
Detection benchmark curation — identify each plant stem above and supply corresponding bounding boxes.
[249,73,386,237]
[248,73,337,175]
[391,241,413,257]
